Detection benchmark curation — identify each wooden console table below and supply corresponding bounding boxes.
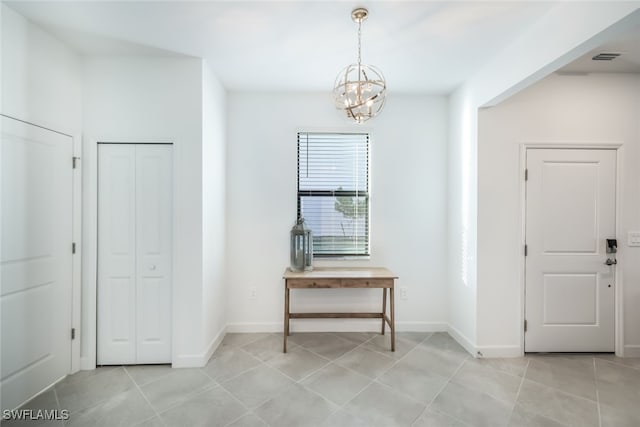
[282,267,398,353]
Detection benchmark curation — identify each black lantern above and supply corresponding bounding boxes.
[290,217,313,271]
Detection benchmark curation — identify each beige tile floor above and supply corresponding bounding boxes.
[4,332,640,427]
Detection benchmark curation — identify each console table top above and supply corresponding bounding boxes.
[283,266,397,279]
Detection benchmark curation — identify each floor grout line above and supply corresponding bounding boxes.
[287,334,382,391]
[209,339,325,427]
[52,386,67,426]
[58,366,136,417]
[212,336,340,426]
[205,349,267,385]
[221,332,275,349]
[125,364,174,388]
[213,379,261,427]
[294,332,434,423]
[414,347,470,426]
[518,358,595,427]
[520,375,599,404]
[594,357,603,427]
[506,356,531,425]
[339,333,438,423]
[123,365,168,427]
[594,354,640,371]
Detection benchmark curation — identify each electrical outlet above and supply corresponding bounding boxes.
[249,286,257,300]
[400,287,408,300]
[628,231,640,247]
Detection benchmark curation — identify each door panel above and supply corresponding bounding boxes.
[135,145,172,363]
[98,145,136,364]
[525,148,616,352]
[1,116,72,410]
[542,274,597,324]
[541,162,598,253]
[97,144,172,365]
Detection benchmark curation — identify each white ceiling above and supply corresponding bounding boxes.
[6,0,559,93]
[559,25,640,75]
[7,1,640,93]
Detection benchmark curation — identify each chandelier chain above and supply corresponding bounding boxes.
[357,20,362,66]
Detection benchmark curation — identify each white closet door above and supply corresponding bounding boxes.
[98,144,137,365]
[98,144,172,365]
[1,116,72,411]
[135,145,172,363]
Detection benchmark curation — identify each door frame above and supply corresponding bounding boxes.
[519,142,625,356]
[82,138,176,370]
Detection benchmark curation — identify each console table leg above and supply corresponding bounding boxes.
[390,287,395,352]
[381,288,387,335]
[284,287,290,353]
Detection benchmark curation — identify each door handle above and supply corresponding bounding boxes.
[605,258,617,266]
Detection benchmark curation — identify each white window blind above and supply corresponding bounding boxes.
[297,132,370,256]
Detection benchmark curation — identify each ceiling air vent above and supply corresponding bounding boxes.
[592,52,621,61]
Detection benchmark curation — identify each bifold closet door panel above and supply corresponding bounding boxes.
[98,144,137,365]
[135,144,172,363]
[98,144,172,365]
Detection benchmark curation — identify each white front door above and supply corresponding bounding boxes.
[1,116,73,410]
[525,148,616,352]
[98,144,172,365]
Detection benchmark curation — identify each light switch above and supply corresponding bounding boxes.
[628,231,640,247]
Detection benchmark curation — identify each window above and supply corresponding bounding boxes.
[297,132,370,257]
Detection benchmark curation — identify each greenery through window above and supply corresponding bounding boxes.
[297,132,370,256]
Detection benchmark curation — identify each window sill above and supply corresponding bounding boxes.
[314,256,371,262]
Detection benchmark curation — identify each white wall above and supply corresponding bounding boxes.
[447,3,639,356]
[1,4,82,136]
[226,92,449,332]
[82,56,220,367]
[446,88,478,353]
[478,73,640,356]
[1,3,83,371]
[201,60,227,356]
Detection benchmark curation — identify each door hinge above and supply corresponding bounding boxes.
[524,244,528,256]
[524,320,528,332]
[71,328,76,340]
[72,157,80,169]
[525,169,528,181]
[72,242,76,254]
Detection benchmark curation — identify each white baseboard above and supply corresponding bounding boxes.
[623,345,640,357]
[172,325,226,368]
[171,354,205,368]
[445,326,525,358]
[397,321,448,332]
[446,324,477,357]
[226,320,448,334]
[202,325,227,364]
[80,356,95,371]
[226,322,281,333]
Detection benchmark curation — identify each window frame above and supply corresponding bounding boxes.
[296,131,371,258]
